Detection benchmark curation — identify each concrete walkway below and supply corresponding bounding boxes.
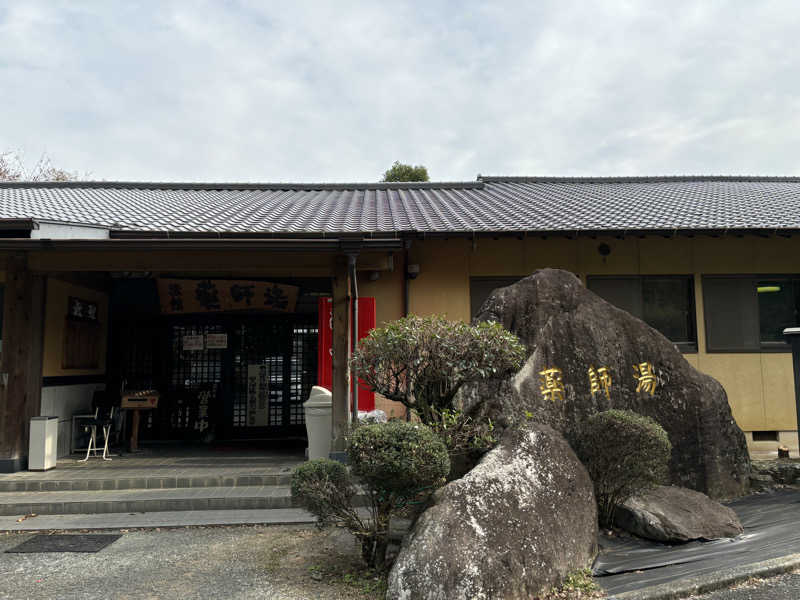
[0,524,370,600]
[0,508,315,531]
[0,445,303,488]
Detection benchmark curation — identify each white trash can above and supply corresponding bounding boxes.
[304,386,332,461]
[29,416,58,471]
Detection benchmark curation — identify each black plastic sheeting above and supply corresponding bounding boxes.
[593,489,800,597]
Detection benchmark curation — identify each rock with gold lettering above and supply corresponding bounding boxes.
[470,268,750,499]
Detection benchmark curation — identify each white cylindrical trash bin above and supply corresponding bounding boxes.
[29,416,58,471]
[304,386,332,461]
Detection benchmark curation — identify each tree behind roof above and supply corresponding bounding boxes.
[0,151,78,182]
[381,161,429,182]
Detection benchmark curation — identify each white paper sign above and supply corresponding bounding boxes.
[183,335,204,351]
[205,333,228,349]
[246,364,269,426]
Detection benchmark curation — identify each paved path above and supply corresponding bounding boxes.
[0,525,373,600]
[0,508,315,531]
[690,571,800,599]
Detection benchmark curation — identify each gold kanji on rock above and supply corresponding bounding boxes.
[588,366,612,399]
[539,367,565,402]
[633,361,658,395]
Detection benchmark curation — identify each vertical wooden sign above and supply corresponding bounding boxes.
[246,364,269,427]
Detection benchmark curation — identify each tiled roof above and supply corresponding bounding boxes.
[2,176,800,235]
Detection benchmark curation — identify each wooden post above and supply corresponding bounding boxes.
[130,409,141,452]
[783,327,800,458]
[0,253,45,472]
[331,256,352,452]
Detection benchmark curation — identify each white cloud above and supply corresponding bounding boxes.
[1,0,799,181]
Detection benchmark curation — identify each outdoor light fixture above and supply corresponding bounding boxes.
[757,285,781,293]
[597,243,611,257]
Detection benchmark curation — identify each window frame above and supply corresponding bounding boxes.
[702,274,797,353]
[586,274,698,353]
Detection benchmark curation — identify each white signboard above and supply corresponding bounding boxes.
[182,335,204,351]
[205,333,228,349]
[246,364,269,427]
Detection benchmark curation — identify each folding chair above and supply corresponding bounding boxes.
[79,392,116,462]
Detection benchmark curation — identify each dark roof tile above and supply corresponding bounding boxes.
[2,176,800,234]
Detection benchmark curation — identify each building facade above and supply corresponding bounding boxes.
[0,176,798,471]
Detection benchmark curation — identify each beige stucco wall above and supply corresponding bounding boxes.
[379,236,800,438]
[6,237,798,442]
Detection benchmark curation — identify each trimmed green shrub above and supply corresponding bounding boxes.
[348,421,449,567]
[350,314,525,458]
[291,459,361,529]
[291,422,449,570]
[574,409,672,526]
[348,420,450,497]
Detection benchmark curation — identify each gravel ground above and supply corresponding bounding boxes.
[0,525,384,600]
[688,570,800,600]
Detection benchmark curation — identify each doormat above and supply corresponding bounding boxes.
[6,534,122,553]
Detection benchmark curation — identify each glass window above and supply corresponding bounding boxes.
[703,277,759,351]
[756,279,800,344]
[643,278,694,343]
[587,275,697,350]
[703,275,800,352]
[586,278,641,318]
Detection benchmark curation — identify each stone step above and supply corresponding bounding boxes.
[0,473,292,493]
[0,485,296,516]
[0,508,317,531]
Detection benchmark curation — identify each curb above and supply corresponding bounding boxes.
[609,552,800,600]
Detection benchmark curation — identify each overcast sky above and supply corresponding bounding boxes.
[1,1,798,182]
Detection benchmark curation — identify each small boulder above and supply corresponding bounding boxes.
[386,423,597,600]
[614,485,743,543]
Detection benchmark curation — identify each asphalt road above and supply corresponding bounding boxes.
[689,571,800,600]
[0,525,377,600]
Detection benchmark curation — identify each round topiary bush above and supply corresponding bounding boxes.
[347,420,450,498]
[347,420,450,568]
[290,458,358,528]
[574,409,672,526]
[290,423,450,570]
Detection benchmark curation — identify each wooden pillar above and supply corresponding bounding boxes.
[0,253,45,472]
[331,256,352,452]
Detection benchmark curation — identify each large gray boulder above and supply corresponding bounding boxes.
[471,269,750,499]
[614,485,744,543]
[386,423,597,600]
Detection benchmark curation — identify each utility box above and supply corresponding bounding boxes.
[303,386,332,461]
[29,416,58,471]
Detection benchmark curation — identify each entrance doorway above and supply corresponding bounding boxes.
[108,278,324,444]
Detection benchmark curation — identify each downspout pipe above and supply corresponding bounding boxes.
[349,254,359,423]
[402,241,412,421]
[403,246,410,317]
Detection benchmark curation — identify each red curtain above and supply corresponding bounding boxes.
[317,297,376,411]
